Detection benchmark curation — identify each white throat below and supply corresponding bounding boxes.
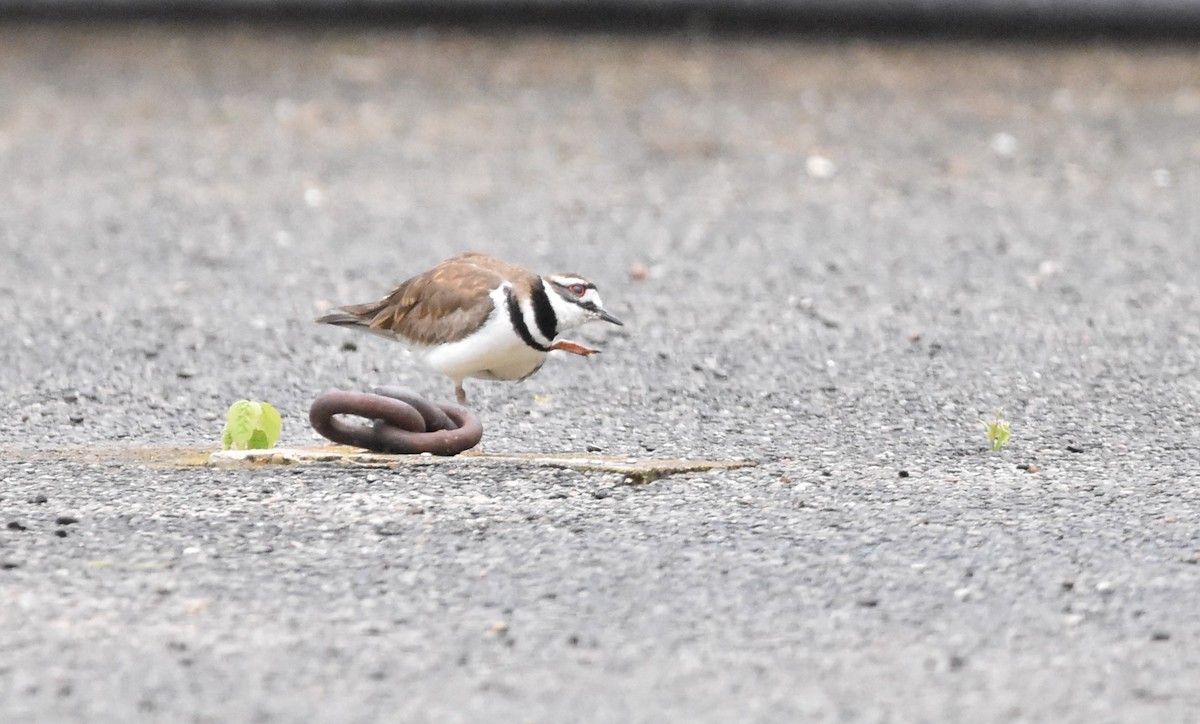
[544,283,594,333]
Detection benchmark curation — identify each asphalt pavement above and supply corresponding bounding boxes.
[1,19,1199,723]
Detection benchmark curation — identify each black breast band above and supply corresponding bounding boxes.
[530,278,559,343]
[505,288,551,352]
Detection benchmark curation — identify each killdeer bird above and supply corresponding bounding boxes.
[317,252,623,406]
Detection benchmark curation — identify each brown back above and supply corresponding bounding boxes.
[336,252,536,345]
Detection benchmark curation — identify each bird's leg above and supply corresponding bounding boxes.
[549,339,601,356]
[451,382,482,453]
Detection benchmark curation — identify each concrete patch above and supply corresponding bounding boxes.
[207,447,754,483]
[2,446,752,484]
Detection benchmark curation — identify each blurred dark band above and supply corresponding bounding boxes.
[5,1,1200,38]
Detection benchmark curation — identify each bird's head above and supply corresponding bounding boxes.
[544,273,623,332]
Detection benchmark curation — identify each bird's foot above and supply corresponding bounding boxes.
[549,340,601,356]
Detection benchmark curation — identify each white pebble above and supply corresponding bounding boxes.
[805,154,837,179]
[989,132,1017,157]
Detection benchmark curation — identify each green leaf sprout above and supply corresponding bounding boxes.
[981,408,1011,452]
[221,400,282,450]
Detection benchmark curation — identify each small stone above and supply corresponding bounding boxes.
[69,413,85,424]
[591,489,610,500]
[943,156,972,177]
[898,470,910,478]
[700,357,728,379]
[856,598,879,608]
[1,561,19,570]
[487,621,509,636]
[375,522,404,536]
[28,494,47,504]
[62,391,79,403]
[1096,580,1115,594]
[1151,631,1171,641]
[586,444,603,453]
[54,530,68,538]
[628,263,648,281]
[55,516,79,526]
[1061,580,1075,591]
[805,154,836,179]
[6,521,27,531]
[1066,444,1084,453]
[341,340,358,352]
[176,369,196,379]
[989,132,1018,157]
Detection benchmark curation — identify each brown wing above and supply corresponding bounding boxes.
[452,252,537,288]
[330,253,531,346]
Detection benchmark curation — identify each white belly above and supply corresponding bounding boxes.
[416,310,547,384]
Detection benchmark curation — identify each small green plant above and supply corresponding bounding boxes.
[221,400,282,450]
[981,408,1011,452]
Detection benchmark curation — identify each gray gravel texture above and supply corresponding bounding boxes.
[2,23,1200,723]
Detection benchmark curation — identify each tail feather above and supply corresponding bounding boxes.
[317,306,401,342]
[315,310,368,328]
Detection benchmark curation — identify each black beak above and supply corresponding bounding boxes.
[596,307,624,326]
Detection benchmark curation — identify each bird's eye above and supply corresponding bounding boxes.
[568,284,586,297]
